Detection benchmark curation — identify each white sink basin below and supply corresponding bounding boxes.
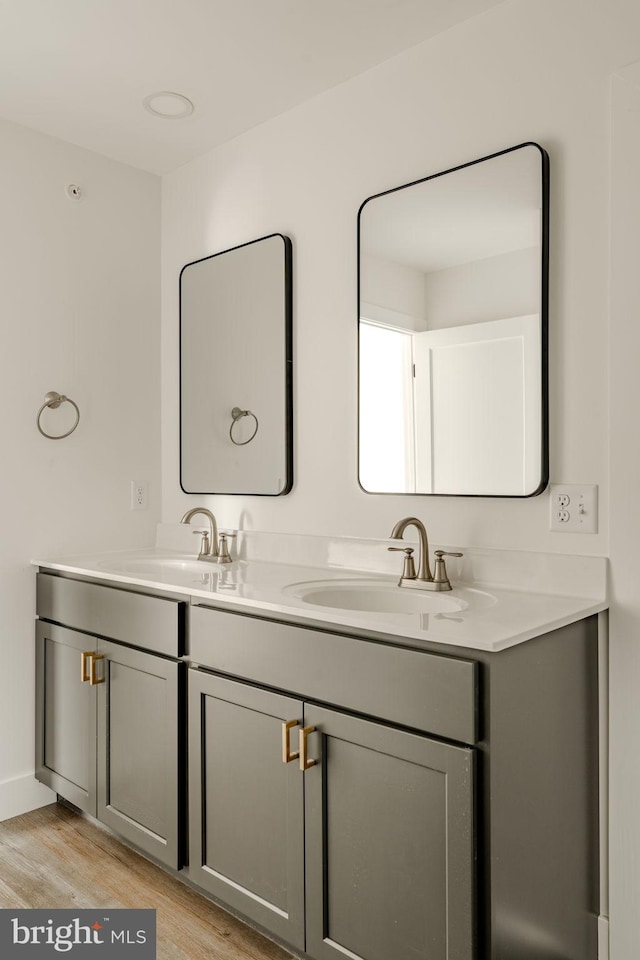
[283,579,496,615]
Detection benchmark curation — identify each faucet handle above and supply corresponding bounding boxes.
[216,531,236,564]
[432,550,463,587]
[388,546,416,581]
[193,529,210,558]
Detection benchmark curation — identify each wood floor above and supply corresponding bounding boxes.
[0,803,294,960]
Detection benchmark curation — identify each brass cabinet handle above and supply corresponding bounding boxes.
[89,653,105,686]
[282,720,300,764]
[80,651,93,683]
[299,725,317,771]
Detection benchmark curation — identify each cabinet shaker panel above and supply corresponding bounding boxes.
[36,621,97,815]
[96,640,181,869]
[304,704,475,960]
[189,671,305,950]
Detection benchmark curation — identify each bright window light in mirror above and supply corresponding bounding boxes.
[358,142,549,497]
[359,322,414,492]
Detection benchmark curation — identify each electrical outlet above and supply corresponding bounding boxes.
[549,484,598,533]
[130,481,148,511]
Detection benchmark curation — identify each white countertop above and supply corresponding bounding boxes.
[32,546,608,653]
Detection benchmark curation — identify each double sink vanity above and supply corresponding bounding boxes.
[33,522,607,960]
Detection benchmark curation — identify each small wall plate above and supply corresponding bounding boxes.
[549,484,598,533]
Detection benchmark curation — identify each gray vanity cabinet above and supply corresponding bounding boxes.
[35,621,98,816]
[96,639,181,868]
[188,662,475,960]
[188,671,306,951]
[303,704,475,960]
[35,572,185,870]
[35,575,598,960]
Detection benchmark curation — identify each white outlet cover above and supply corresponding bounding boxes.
[130,480,148,511]
[549,484,598,533]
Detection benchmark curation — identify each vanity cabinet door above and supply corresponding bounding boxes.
[96,639,182,870]
[35,621,98,815]
[303,705,475,960]
[188,671,305,951]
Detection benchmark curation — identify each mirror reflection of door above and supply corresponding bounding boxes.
[413,315,540,495]
[358,142,548,497]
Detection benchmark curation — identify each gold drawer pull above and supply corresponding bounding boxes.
[89,653,105,686]
[282,720,300,764]
[299,725,317,771]
[80,651,93,683]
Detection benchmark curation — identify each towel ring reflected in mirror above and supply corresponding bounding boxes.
[229,407,259,445]
[36,391,80,440]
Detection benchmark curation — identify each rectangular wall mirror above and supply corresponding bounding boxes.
[358,142,549,497]
[180,233,293,495]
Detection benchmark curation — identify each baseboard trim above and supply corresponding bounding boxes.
[0,774,56,823]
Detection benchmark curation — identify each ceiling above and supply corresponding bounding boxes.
[0,0,505,175]
[361,144,543,271]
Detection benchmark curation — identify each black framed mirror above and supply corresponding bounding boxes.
[180,233,293,495]
[358,142,549,497]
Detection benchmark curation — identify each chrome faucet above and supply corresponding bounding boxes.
[388,516,462,592]
[181,508,218,561]
[389,516,432,581]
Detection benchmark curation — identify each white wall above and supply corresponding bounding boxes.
[161,4,640,956]
[162,0,640,556]
[362,246,538,333]
[0,118,161,820]
[609,68,640,960]
[360,254,426,329]
[423,247,539,329]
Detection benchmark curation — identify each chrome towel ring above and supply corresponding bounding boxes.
[230,406,259,445]
[36,391,80,439]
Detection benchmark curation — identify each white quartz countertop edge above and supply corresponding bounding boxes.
[32,552,608,654]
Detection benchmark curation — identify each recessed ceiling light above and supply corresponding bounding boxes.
[143,92,194,120]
